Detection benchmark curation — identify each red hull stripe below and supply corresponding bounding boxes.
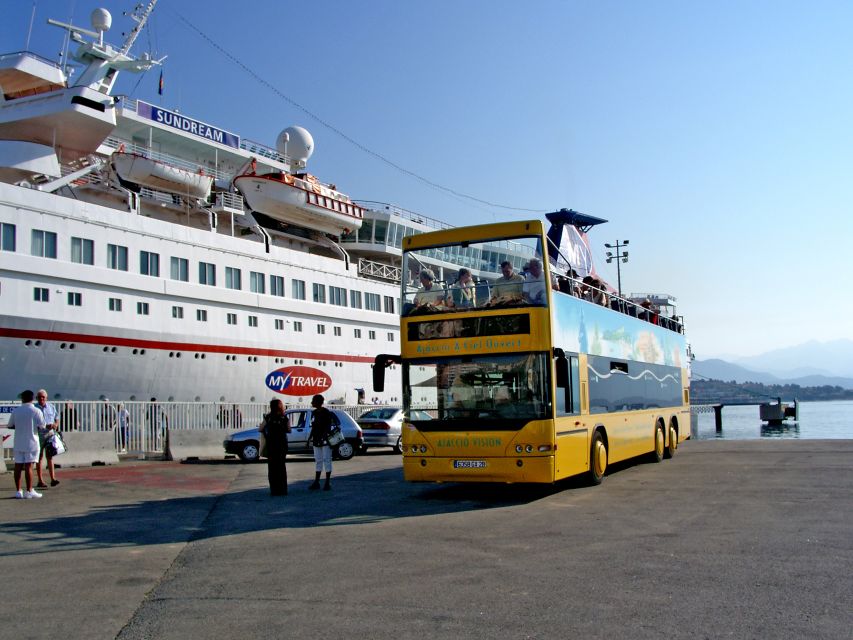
[0,327,376,363]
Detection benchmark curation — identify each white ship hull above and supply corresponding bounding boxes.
[235,174,364,236]
[111,152,214,199]
[0,182,400,404]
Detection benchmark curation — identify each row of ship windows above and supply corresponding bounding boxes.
[0,224,396,313]
[30,287,395,341]
[22,341,354,367]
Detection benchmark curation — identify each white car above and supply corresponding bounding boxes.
[357,408,432,454]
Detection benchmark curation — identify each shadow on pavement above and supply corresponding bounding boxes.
[1,465,575,555]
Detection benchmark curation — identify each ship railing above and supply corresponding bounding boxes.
[240,138,289,164]
[0,401,403,461]
[0,50,62,69]
[358,258,402,283]
[355,201,453,231]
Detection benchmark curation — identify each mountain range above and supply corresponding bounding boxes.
[694,339,853,390]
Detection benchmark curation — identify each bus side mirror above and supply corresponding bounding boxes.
[373,354,402,392]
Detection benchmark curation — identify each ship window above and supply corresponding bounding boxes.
[330,286,347,306]
[365,292,381,311]
[387,332,394,342]
[108,244,128,271]
[137,301,149,315]
[71,237,94,265]
[172,305,184,319]
[383,295,395,314]
[34,287,49,302]
[350,290,362,309]
[171,257,189,281]
[140,251,160,277]
[374,219,388,243]
[275,319,285,331]
[67,292,82,306]
[227,313,237,325]
[292,279,306,300]
[197,309,208,322]
[225,267,242,290]
[368,330,376,340]
[248,315,258,327]
[199,262,216,286]
[270,275,284,297]
[0,223,15,252]
[293,321,303,332]
[109,297,122,312]
[31,229,57,259]
[334,326,342,337]
[250,271,265,294]
[354,328,361,338]
[312,283,326,304]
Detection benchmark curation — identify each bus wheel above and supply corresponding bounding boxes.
[664,424,677,459]
[587,430,607,485]
[650,422,665,463]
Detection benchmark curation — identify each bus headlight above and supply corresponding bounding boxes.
[525,444,533,453]
[515,444,523,453]
[411,445,419,453]
[419,445,427,453]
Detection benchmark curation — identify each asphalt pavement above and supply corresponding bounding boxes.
[1,439,851,640]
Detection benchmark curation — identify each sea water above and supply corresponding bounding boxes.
[691,400,853,440]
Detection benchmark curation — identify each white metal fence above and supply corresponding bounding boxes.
[1,401,385,460]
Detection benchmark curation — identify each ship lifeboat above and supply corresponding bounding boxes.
[233,171,364,236]
[110,152,213,199]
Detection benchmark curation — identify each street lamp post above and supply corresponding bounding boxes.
[605,240,629,297]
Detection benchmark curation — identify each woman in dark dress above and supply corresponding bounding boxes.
[261,398,290,496]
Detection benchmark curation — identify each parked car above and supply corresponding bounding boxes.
[223,407,363,462]
[357,407,432,454]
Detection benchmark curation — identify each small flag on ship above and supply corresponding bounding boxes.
[158,69,164,95]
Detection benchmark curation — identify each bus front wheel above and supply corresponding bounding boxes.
[587,431,607,485]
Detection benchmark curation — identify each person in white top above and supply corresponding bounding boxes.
[8,389,46,499]
[522,258,547,305]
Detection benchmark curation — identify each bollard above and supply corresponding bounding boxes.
[714,405,723,432]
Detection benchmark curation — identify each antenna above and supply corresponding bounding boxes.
[119,1,159,57]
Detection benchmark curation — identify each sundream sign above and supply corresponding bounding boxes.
[265,366,331,396]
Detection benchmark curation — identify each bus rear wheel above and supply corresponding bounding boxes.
[587,430,607,485]
[650,422,665,463]
[664,424,677,459]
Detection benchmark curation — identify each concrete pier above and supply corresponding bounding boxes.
[2,440,851,639]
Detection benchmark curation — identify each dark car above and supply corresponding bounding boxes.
[223,407,363,462]
[357,407,432,454]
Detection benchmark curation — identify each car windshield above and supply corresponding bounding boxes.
[401,235,548,316]
[403,352,551,431]
[359,408,398,420]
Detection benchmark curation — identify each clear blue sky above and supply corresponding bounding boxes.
[4,0,852,359]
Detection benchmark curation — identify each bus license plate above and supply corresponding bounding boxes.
[454,460,486,469]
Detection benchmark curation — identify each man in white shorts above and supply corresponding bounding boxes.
[8,389,46,499]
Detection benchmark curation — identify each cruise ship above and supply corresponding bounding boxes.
[0,2,459,405]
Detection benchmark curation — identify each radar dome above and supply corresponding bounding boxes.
[276,127,314,165]
[91,8,112,32]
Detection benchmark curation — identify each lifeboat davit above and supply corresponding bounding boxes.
[111,152,213,199]
[233,171,364,236]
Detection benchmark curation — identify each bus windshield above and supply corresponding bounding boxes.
[404,353,551,430]
[401,235,547,316]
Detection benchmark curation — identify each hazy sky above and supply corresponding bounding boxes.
[4,0,851,359]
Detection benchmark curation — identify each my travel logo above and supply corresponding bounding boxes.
[265,366,331,396]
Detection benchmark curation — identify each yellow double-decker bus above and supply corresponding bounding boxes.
[373,211,690,485]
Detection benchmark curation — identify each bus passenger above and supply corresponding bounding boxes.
[492,261,524,301]
[522,258,547,304]
[413,269,445,308]
[450,268,476,308]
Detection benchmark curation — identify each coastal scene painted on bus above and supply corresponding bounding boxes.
[552,294,687,369]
